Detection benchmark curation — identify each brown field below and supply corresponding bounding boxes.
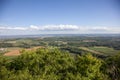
[4,46,44,56]
[4,50,20,56]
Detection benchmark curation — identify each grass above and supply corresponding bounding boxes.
[88,46,120,56]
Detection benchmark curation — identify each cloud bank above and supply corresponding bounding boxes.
[0,25,120,34]
[0,25,79,31]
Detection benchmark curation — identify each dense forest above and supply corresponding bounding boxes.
[0,48,120,80]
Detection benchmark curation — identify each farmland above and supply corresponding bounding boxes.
[0,35,120,57]
[0,35,120,80]
[88,46,120,56]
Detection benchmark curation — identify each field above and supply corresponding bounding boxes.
[3,46,43,56]
[88,46,120,56]
[79,47,103,55]
[4,50,20,56]
[0,35,120,57]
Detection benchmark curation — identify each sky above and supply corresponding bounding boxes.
[0,0,120,35]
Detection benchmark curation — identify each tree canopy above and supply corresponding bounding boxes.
[0,48,119,80]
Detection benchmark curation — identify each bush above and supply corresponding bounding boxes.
[0,48,110,80]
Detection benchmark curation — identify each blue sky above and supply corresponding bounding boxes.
[0,0,120,35]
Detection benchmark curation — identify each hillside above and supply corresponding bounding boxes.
[0,48,120,80]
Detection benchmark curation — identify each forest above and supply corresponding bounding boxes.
[0,48,120,80]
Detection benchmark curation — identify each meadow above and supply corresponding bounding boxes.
[88,46,120,56]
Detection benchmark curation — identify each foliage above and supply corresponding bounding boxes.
[102,53,120,80]
[0,48,110,80]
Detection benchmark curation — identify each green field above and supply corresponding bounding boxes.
[88,46,120,56]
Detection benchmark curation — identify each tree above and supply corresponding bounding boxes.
[0,48,112,80]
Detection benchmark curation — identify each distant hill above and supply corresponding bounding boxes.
[0,34,120,39]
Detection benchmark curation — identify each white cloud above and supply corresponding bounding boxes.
[30,25,40,30]
[0,25,79,31]
[89,26,120,33]
[0,25,120,34]
[0,26,27,30]
[12,27,27,30]
[42,25,79,31]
